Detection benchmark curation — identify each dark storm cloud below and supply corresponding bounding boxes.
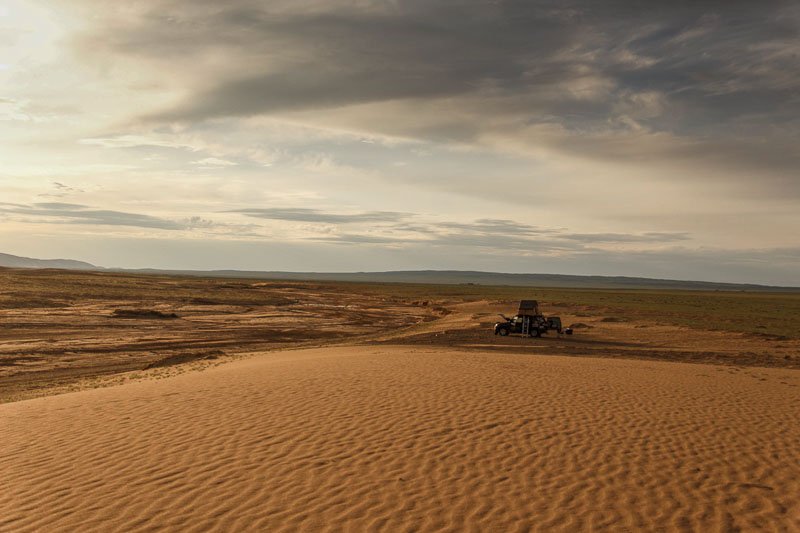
[145,5,573,121]
[230,207,409,224]
[138,3,587,122]
[90,0,797,138]
[68,0,800,197]
[65,0,798,189]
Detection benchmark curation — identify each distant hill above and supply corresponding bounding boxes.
[2,251,797,291]
[0,252,97,270]
[122,268,800,292]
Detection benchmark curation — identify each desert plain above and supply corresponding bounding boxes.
[1,268,799,531]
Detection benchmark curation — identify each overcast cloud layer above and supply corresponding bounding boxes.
[1,0,799,284]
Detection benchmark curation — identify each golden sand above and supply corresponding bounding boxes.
[2,345,799,531]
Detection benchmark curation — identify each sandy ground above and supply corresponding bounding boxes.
[2,345,799,532]
[0,276,440,402]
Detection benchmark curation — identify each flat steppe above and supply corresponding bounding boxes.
[1,268,799,531]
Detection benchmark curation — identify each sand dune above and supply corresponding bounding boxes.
[2,346,799,531]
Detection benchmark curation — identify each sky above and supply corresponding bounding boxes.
[1,0,799,285]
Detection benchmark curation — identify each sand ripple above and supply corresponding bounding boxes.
[2,346,799,531]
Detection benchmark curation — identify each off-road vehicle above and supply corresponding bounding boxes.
[493,300,573,338]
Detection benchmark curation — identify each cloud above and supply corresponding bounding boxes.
[87,1,794,136]
[60,0,799,200]
[0,96,74,123]
[0,202,266,236]
[438,219,555,237]
[131,3,594,123]
[0,202,185,230]
[0,97,32,122]
[34,202,87,209]
[2,0,798,284]
[37,182,86,199]
[78,134,202,151]
[562,232,690,243]
[193,157,237,166]
[305,214,693,253]
[223,206,693,252]
[230,207,409,224]
[2,199,690,250]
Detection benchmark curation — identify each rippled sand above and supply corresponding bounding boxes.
[2,346,799,531]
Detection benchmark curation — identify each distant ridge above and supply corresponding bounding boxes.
[1,252,797,291]
[0,252,97,270]
[121,268,800,292]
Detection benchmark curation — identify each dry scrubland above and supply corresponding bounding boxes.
[1,267,798,401]
[1,267,800,531]
[0,268,442,401]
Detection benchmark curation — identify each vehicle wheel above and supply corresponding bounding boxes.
[531,330,541,338]
[498,328,509,336]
